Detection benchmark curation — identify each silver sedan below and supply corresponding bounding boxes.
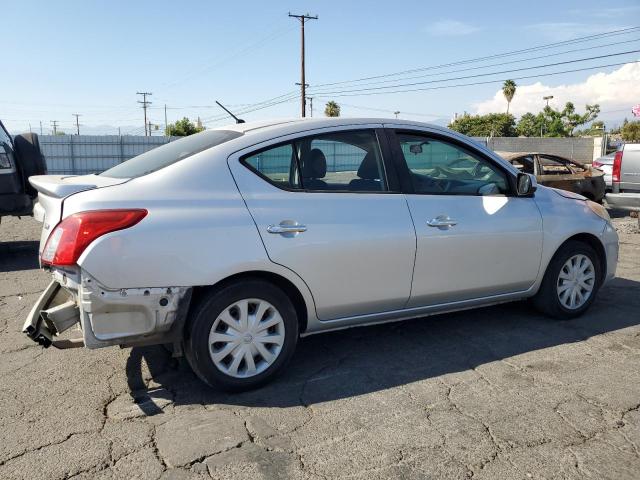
[24,118,619,390]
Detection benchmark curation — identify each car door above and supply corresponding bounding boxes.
[227,126,416,321]
[0,120,27,215]
[387,128,543,307]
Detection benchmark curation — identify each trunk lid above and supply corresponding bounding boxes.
[29,174,129,251]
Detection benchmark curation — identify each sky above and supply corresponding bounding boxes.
[1,0,639,135]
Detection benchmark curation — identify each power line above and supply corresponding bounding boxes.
[201,95,299,125]
[314,60,638,97]
[289,12,318,117]
[199,90,299,122]
[309,49,640,96]
[159,23,296,91]
[312,26,640,88]
[322,37,640,90]
[316,101,447,118]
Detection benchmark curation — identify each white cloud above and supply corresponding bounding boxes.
[473,62,640,119]
[425,20,480,36]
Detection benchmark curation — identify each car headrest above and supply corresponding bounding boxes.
[303,148,327,179]
[357,152,380,180]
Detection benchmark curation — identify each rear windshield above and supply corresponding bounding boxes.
[100,129,243,178]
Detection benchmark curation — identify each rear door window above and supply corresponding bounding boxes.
[241,129,388,192]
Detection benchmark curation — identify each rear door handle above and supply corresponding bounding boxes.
[427,216,457,228]
[267,223,307,234]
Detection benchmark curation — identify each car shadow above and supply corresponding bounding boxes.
[126,276,640,412]
[0,241,40,272]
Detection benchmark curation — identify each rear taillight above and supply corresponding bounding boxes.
[41,209,147,266]
[592,160,603,168]
[612,151,623,183]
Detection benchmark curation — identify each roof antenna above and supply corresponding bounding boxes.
[215,101,245,124]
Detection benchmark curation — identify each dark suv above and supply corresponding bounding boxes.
[0,120,47,219]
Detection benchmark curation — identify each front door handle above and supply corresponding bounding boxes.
[267,223,307,234]
[427,215,458,228]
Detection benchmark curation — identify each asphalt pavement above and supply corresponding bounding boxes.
[1,215,639,479]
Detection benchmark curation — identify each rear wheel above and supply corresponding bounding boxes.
[184,279,299,391]
[532,240,601,319]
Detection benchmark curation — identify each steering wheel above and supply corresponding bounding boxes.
[431,166,446,177]
[472,162,492,178]
[448,158,472,169]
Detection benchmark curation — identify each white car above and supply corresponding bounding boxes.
[593,152,615,190]
[24,118,619,390]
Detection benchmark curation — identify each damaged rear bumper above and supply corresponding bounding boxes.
[23,280,83,349]
[23,272,192,350]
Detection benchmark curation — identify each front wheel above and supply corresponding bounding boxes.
[532,240,602,319]
[184,279,299,391]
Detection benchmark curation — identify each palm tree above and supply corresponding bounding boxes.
[324,101,340,117]
[502,80,517,114]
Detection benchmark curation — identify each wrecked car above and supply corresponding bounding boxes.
[24,119,618,391]
[0,119,47,219]
[496,151,606,203]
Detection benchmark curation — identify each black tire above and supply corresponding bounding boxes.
[13,133,46,197]
[184,279,299,391]
[532,240,602,319]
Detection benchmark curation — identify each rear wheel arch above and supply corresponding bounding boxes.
[188,270,309,335]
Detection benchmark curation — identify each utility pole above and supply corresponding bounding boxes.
[136,92,152,136]
[542,95,553,137]
[50,120,58,135]
[394,111,400,119]
[164,104,168,134]
[39,121,43,135]
[306,97,314,117]
[289,12,318,117]
[72,113,82,135]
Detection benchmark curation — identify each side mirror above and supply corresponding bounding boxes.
[516,172,537,196]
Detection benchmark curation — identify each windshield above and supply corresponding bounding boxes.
[100,129,243,178]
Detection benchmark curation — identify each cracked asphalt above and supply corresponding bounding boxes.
[1,214,639,480]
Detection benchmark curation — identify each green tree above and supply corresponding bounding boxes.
[621,121,640,141]
[560,102,600,136]
[574,120,605,136]
[515,112,540,136]
[324,101,340,117]
[448,113,516,137]
[502,80,517,114]
[515,103,600,137]
[165,117,205,136]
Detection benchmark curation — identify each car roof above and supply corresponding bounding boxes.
[217,117,449,136]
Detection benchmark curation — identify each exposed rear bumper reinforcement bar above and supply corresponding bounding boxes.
[22,280,84,349]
